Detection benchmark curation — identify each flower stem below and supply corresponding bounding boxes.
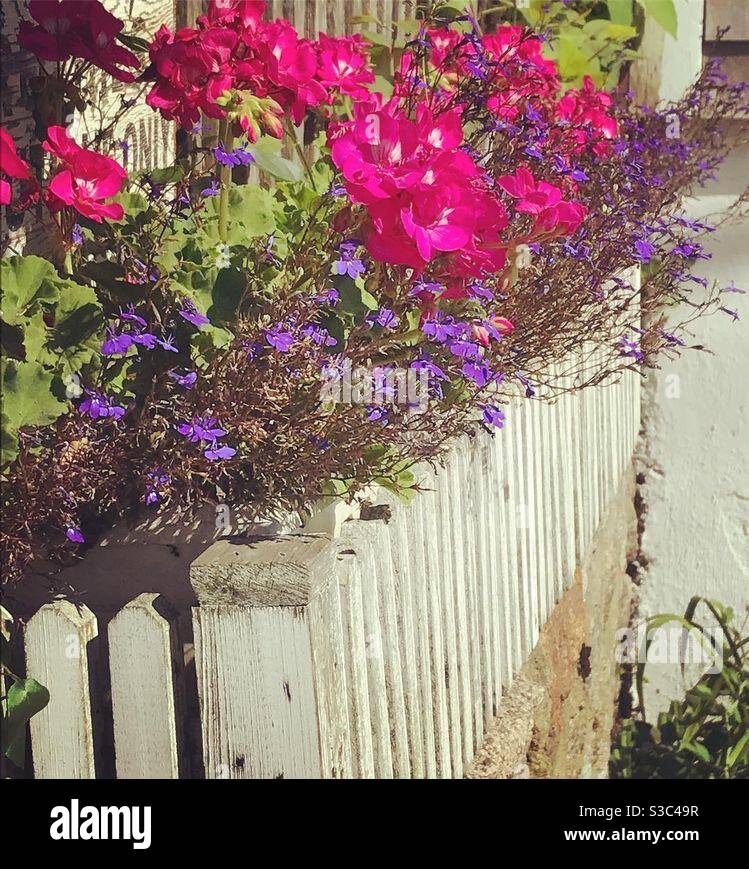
[218,119,234,242]
[285,117,316,190]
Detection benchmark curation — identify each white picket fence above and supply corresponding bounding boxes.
[17,347,641,779]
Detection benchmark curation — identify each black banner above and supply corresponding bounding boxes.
[1,779,745,856]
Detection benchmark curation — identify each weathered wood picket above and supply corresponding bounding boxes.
[17,346,641,779]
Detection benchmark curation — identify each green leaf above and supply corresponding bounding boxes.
[251,137,304,183]
[113,190,151,219]
[321,478,350,497]
[202,185,276,245]
[637,0,678,38]
[681,741,711,764]
[605,23,638,42]
[1,677,50,767]
[0,255,58,325]
[146,164,185,186]
[607,0,634,25]
[727,731,749,769]
[552,35,591,82]
[116,32,151,53]
[1,359,68,466]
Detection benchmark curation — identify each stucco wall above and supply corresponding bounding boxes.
[634,2,749,714]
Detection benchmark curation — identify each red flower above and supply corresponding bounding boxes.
[255,20,328,124]
[146,25,236,128]
[498,166,586,239]
[43,126,126,222]
[316,34,375,101]
[556,76,618,157]
[19,1,140,82]
[0,127,31,206]
[199,0,265,31]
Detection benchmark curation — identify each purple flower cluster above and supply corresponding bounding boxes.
[213,142,255,167]
[332,240,366,279]
[78,389,126,421]
[177,415,236,462]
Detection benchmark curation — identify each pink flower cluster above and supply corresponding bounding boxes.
[328,100,586,284]
[44,127,126,222]
[396,25,616,154]
[397,25,559,123]
[19,0,140,82]
[556,76,619,157]
[146,0,374,132]
[329,101,509,279]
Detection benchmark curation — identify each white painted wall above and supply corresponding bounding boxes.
[636,2,749,713]
[656,0,705,101]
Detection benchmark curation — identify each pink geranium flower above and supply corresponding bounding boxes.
[256,20,328,124]
[199,0,265,31]
[473,316,515,347]
[0,127,31,206]
[19,1,139,82]
[146,25,235,128]
[43,126,126,222]
[556,76,618,157]
[498,166,587,239]
[498,166,562,214]
[316,33,375,101]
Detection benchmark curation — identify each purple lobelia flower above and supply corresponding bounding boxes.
[410,279,445,298]
[479,404,506,428]
[365,405,389,424]
[131,332,159,349]
[201,178,221,198]
[101,329,134,356]
[300,324,337,347]
[411,358,448,381]
[634,238,657,263]
[158,334,179,353]
[71,223,83,246]
[118,305,147,328]
[448,339,481,361]
[468,282,494,302]
[421,314,462,344]
[145,469,170,505]
[366,308,399,329]
[204,442,237,461]
[177,416,227,443]
[178,299,210,328]
[66,527,85,543]
[463,361,491,387]
[618,335,644,362]
[516,374,536,398]
[169,369,198,389]
[658,328,686,347]
[332,240,366,279]
[79,390,126,421]
[213,142,255,167]
[315,288,340,305]
[266,325,295,353]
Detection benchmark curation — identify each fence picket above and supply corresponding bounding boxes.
[25,602,97,779]
[108,593,183,779]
